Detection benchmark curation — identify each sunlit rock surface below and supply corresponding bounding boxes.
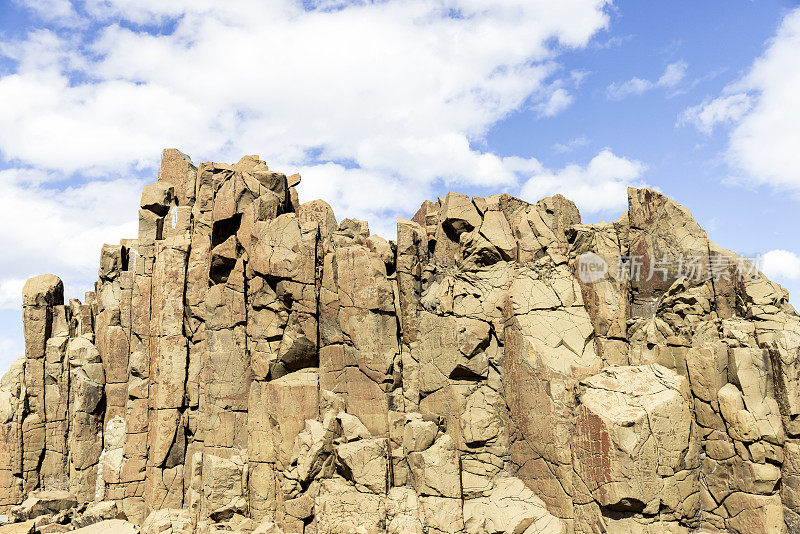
[0,150,798,533]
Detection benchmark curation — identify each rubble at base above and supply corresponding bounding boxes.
[0,149,799,533]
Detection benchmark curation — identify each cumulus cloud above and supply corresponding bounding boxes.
[606,60,687,100]
[761,249,800,280]
[14,0,83,27]
[0,1,611,178]
[0,279,26,312]
[681,8,800,194]
[0,0,618,369]
[0,170,142,369]
[535,88,575,118]
[0,0,616,229]
[0,169,143,295]
[678,94,753,134]
[728,8,800,193]
[519,149,647,215]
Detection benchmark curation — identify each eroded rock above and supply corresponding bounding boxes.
[0,153,797,534]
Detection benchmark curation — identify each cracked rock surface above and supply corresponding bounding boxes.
[0,151,799,533]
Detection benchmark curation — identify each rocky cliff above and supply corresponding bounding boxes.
[1,149,799,534]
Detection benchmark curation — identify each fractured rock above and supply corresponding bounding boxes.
[1,151,798,534]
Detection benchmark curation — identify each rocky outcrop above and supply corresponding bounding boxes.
[0,149,799,533]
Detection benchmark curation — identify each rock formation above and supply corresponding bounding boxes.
[0,149,799,533]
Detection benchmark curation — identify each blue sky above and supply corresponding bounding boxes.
[0,0,799,373]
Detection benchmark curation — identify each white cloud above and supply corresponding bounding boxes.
[535,88,575,118]
[678,93,753,134]
[14,0,83,27]
[0,279,26,311]
[606,61,687,100]
[0,169,143,301]
[0,1,611,181]
[606,77,653,100]
[552,135,590,153]
[0,168,141,372]
[0,0,614,248]
[761,249,800,280]
[728,8,800,193]
[657,61,687,87]
[0,0,616,301]
[519,149,647,215]
[681,8,800,194]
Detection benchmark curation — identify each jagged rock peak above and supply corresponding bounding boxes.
[0,149,798,533]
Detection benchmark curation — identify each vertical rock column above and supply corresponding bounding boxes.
[568,222,630,367]
[40,303,71,490]
[117,151,195,521]
[184,160,215,467]
[198,159,288,527]
[95,244,130,427]
[66,297,104,503]
[0,358,26,509]
[500,198,596,529]
[133,170,188,512]
[117,183,165,520]
[199,165,251,455]
[395,217,427,414]
[94,244,131,502]
[247,201,321,532]
[144,235,190,511]
[21,274,64,493]
[320,228,396,438]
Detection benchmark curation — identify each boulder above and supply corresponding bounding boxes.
[335,438,388,493]
[22,275,63,307]
[463,476,564,534]
[0,521,35,534]
[11,490,76,521]
[574,365,699,516]
[403,415,438,453]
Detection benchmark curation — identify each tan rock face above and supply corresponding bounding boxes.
[574,365,700,518]
[1,150,799,533]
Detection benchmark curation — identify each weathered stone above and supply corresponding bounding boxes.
[403,415,438,453]
[141,182,175,216]
[73,520,138,534]
[463,476,564,534]
[202,454,245,521]
[11,490,76,521]
[22,275,63,308]
[3,151,799,534]
[408,434,461,498]
[158,149,197,207]
[141,508,194,534]
[574,365,699,517]
[441,192,482,236]
[335,438,388,493]
[314,478,384,534]
[0,520,35,534]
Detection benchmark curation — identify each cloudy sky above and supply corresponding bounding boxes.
[0,0,799,372]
